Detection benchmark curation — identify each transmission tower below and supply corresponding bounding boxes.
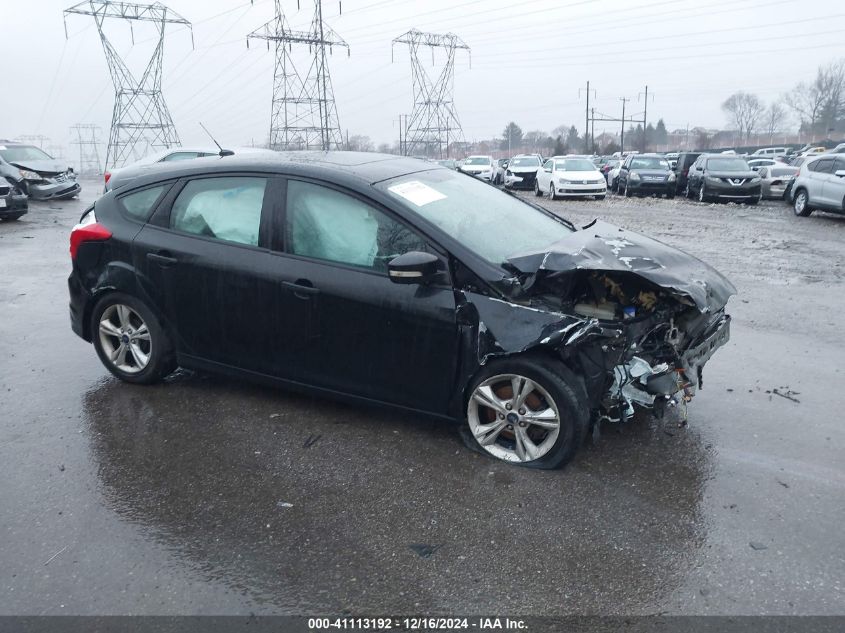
[70,124,104,176]
[248,1,349,151]
[392,29,470,159]
[63,1,193,169]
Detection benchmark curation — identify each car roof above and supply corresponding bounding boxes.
[113,151,439,189]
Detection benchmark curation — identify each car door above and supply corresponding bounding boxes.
[808,157,836,206]
[537,159,552,190]
[272,178,460,413]
[132,174,294,376]
[822,156,845,210]
[618,156,631,187]
[688,156,704,190]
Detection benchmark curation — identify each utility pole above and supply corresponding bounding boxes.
[590,107,595,155]
[579,81,595,154]
[619,97,630,154]
[638,85,653,152]
[392,29,470,159]
[64,1,192,169]
[248,0,350,151]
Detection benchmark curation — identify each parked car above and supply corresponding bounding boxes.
[67,152,733,469]
[798,146,827,157]
[600,158,621,185]
[751,147,789,158]
[824,143,845,154]
[616,154,675,198]
[0,177,28,221]
[685,154,761,204]
[503,155,541,190]
[789,154,845,217]
[672,152,702,194]
[534,156,606,199]
[105,146,276,192]
[788,155,809,168]
[0,141,80,200]
[747,158,778,171]
[757,165,798,199]
[607,161,625,191]
[459,155,496,182]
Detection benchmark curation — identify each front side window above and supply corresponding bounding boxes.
[285,180,427,272]
[810,159,834,174]
[119,184,168,221]
[834,157,845,173]
[170,176,266,246]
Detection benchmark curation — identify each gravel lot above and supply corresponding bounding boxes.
[0,182,843,616]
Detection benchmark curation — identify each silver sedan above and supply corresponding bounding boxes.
[758,165,798,199]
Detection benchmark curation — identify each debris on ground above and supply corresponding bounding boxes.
[749,541,768,551]
[776,479,790,488]
[771,388,800,403]
[276,501,294,508]
[409,544,441,559]
[303,433,321,448]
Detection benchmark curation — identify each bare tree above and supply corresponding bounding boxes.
[764,102,788,143]
[523,130,547,152]
[784,59,845,141]
[346,135,374,152]
[722,92,765,143]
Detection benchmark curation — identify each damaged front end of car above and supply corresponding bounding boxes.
[462,219,735,427]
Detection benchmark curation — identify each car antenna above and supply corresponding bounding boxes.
[199,122,234,157]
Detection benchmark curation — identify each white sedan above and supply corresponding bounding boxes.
[459,155,497,182]
[534,156,607,200]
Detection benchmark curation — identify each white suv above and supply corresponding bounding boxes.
[790,154,845,217]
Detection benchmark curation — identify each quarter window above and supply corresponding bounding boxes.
[285,180,427,272]
[170,177,266,246]
[119,184,168,221]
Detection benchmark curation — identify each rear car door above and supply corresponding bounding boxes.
[132,174,291,375]
[822,156,845,210]
[272,178,460,413]
[808,157,836,206]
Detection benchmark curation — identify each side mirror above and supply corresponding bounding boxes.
[835,170,845,178]
[388,251,439,285]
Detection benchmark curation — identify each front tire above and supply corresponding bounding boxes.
[460,357,589,469]
[623,181,631,197]
[698,183,709,203]
[549,182,557,200]
[793,189,812,217]
[90,292,176,384]
[534,180,543,197]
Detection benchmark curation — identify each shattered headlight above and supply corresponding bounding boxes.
[18,169,41,181]
[667,172,676,182]
[629,172,641,181]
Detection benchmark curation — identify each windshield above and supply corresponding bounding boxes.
[510,157,540,168]
[554,159,595,171]
[629,157,669,170]
[378,170,573,266]
[465,157,491,165]
[0,145,53,162]
[707,157,749,171]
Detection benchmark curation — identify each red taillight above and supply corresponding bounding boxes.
[104,171,111,184]
[70,216,112,260]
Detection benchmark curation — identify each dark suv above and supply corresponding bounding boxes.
[617,154,675,198]
[672,152,701,194]
[685,154,761,204]
[68,152,733,469]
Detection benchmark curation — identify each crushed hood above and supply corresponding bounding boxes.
[506,219,736,313]
[11,159,68,175]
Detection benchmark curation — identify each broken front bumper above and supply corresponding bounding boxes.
[26,174,81,200]
[680,313,731,393]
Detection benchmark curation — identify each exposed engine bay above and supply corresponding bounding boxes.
[466,219,735,427]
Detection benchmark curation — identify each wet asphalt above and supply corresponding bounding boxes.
[0,182,843,615]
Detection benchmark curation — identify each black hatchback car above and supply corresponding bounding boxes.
[68,152,734,469]
[685,154,762,204]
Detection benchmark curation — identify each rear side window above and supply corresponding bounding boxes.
[834,157,845,172]
[809,159,834,174]
[119,184,168,221]
[170,177,267,246]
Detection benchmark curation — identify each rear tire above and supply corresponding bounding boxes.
[460,356,589,469]
[90,292,176,385]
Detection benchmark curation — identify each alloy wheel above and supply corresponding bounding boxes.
[549,183,556,200]
[467,374,561,463]
[794,191,806,215]
[98,304,152,374]
[698,184,706,202]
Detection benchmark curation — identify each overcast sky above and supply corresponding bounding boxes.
[2,0,843,156]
